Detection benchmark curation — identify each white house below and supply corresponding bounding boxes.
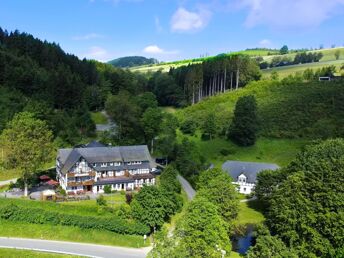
[56,141,157,194]
[222,161,279,194]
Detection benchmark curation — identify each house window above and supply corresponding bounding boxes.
[109,163,114,166]
[101,163,107,167]
[243,188,246,192]
[114,162,121,166]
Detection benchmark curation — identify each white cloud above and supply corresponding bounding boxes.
[259,39,271,47]
[239,0,344,28]
[83,46,109,62]
[155,16,163,33]
[142,45,179,57]
[72,33,104,40]
[171,7,211,32]
[143,45,164,54]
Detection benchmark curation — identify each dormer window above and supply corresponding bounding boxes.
[101,163,107,167]
[238,174,247,183]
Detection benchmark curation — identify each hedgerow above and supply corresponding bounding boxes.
[0,204,149,235]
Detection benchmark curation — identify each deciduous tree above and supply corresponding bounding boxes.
[0,112,53,196]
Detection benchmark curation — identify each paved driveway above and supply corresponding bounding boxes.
[0,237,150,258]
[177,175,195,200]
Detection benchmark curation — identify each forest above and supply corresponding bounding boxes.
[108,56,158,68]
[0,27,262,147]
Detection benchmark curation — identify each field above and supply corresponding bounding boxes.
[262,59,344,78]
[130,47,344,74]
[0,248,81,258]
[0,196,149,248]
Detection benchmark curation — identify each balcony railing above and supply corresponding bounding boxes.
[67,171,96,178]
[67,180,94,187]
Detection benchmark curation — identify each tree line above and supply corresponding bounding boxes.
[250,139,344,257]
[169,55,261,105]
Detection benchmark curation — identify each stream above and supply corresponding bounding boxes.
[232,224,255,254]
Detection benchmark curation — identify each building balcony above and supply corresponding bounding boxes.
[67,171,96,178]
[67,180,95,187]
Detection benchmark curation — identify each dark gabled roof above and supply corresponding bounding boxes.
[119,145,151,162]
[58,145,154,175]
[222,161,279,184]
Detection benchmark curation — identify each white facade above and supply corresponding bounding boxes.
[57,158,156,194]
[233,173,255,194]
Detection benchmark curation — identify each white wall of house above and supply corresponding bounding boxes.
[232,182,255,194]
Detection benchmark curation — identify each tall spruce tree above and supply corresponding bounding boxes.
[228,95,258,146]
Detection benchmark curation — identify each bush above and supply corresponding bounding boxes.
[219,148,235,156]
[104,185,112,194]
[180,119,197,135]
[126,192,133,204]
[0,204,149,235]
[96,195,107,206]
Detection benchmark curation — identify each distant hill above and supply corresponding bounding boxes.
[108,56,158,68]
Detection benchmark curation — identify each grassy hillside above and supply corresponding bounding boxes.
[130,47,344,74]
[179,79,344,139]
[262,59,343,78]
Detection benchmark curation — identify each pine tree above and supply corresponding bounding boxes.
[228,95,258,146]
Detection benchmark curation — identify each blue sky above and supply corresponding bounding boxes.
[0,0,344,62]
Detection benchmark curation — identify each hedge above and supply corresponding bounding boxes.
[0,204,149,235]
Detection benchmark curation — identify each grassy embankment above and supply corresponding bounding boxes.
[0,248,82,258]
[0,196,149,248]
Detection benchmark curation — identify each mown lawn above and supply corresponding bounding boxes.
[230,251,243,258]
[0,168,21,181]
[90,111,108,124]
[236,200,265,226]
[0,193,127,216]
[0,219,149,248]
[179,132,308,167]
[0,248,81,258]
[60,192,126,209]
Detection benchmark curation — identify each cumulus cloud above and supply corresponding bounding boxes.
[171,7,211,32]
[143,45,164,54]
[142,45,179,59]
[83,46,109,62]
[72,33,104,40]
[259,39,272,47]
[239,0,344,28]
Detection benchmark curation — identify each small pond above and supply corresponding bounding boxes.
[232,224,255,254]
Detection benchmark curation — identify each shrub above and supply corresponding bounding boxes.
[126,192,133,204]
[96,195,107,206]
[103,185,112,194]
[219,148,235,156]
[0,204,149,235]
[180,118,197,135]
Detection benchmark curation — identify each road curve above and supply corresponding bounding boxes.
[177,175,196,200]
[0,237,150,258]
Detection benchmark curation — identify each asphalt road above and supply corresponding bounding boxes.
[0,237,150,258]
[177,175,195,200]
